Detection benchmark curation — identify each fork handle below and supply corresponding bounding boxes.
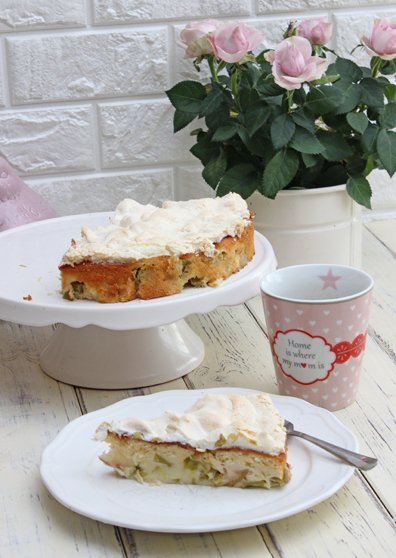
[291,430,378,471]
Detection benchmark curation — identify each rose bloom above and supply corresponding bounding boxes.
[180,20,220,57]
[297,18,333,45]
[361,18,396,60]
[208,21,263,63]
[265,36,328,90]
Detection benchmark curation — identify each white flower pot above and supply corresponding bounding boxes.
[248,185,362,268]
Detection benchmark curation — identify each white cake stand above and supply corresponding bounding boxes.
[0,213,276,388]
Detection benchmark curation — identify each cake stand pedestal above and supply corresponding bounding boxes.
[40,322,204,388]
[0,213,276,388]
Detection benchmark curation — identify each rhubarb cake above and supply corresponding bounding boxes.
[95,392,291,489]
[59,193,254,303]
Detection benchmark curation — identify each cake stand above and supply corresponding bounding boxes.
[0,213,276,388]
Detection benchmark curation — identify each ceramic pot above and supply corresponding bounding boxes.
[248,185,362,268]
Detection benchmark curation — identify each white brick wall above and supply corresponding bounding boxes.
[0,0,394,216]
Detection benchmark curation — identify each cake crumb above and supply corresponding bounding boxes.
[23,294,32,301]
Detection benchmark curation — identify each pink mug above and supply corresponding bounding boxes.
[261,264,373,411]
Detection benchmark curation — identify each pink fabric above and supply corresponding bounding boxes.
[0,157,57,231]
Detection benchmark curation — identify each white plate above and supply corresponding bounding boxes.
[0,215,275,329]
[40,388,358,533]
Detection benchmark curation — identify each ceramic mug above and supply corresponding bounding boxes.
[261,264,373,411]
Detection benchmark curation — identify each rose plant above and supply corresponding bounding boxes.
[166,18,396,208]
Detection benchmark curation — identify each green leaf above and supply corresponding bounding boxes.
[301,152,320,168]
[239,87,261,110]
[384,84,396,102]
[311,74,340,86]
[165,80,206,113]
[270,114,295,150]
[239,62,262,88]
[380,59,396,76]
[261,149,299,198]
[360,66,372,78]
[346,112,368,134]
[379,103,396,129]
[266,94,285,107]
[361,124,378,154]
[347,157,366,177]
[205,105,233,130]
[199,87,224,117]
[236,126,251,148]
[173,110,197,132]
[243,131,274,160]
[291,109,316,133]
[377,130,396,176]
[190,134,218,165]
[317,132,354,161]
[202,150,228,188]
[334,57,363,83]
[290,126,324,154]
[244,105,271,137]
[255,76,283,97]
[346,176,372,209]
[211,125,238,142]
[322,112,350,132]
[292,88,307,104]
[364,154,376,176]
[333,82,361,114]
[305,85,344,115]
[359,78,385,108]
[216,164,261,198]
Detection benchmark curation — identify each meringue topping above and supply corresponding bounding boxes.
[61,193,251,264]
[96,393,286,455]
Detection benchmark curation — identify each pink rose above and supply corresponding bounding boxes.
[265,36,328,90]
[180,20,220,58]
[208,22,263,63]
[297,19,333,45]
[361,18,396,60]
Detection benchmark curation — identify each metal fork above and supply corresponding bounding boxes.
[284,419,378,471]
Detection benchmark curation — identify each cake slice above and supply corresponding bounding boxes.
[95,392,291,489]
[59,193,255,303]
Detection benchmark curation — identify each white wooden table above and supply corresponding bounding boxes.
[1,220,395,558]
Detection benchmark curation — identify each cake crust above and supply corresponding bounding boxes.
[99,434,290,488]
[60,220,254,303]
[96,392,291,489]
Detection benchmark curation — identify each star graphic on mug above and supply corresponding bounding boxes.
[319,268,341,290]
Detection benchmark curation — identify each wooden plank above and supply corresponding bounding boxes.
[336,336,396,514]
[0,322,124,558]
[244,300,396,516]
[77,321,272,557]
[245,225,396,514]
[362,225,396,354]
[366,219,396,253]
[123,528,273,558]
[76,378,188,416]
[260,474,396,558]
[3,219,393,556]
[182,304,395,554]
[185,306,277,393]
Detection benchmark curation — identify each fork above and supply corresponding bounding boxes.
[284,420,378,471]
